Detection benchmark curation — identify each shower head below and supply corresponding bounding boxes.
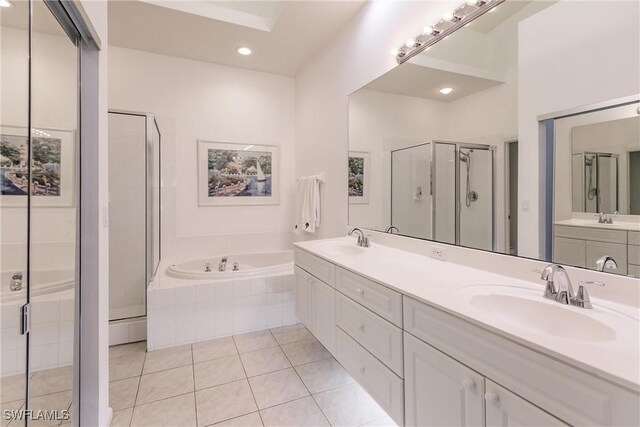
[459,149,472,162]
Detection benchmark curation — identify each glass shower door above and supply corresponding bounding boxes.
[391,143,432,239]
[1,0,30,417]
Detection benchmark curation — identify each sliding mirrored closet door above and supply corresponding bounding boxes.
[1,0,79,423]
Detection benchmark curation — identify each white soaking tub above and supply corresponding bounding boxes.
[149,250,297,350]
[166,251,293,280]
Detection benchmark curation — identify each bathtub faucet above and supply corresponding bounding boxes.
[219,256,228,272]
[10,272,23,291]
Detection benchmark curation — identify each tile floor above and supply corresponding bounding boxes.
[109,324,397,427]
[1,324,396,427]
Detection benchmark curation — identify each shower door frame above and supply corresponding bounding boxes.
[431,141,497,251]
[107,110,162,323]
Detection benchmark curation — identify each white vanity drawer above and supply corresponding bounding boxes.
[555,225,627,244]
[628,231,640,246]
[294,248,335,287]
[336,292,403,376]
[403,296,639,426]
[628,244,640,266]
[335,267,402,326]
[336,328,404,425]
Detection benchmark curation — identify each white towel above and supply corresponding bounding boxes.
[295,176,321,234]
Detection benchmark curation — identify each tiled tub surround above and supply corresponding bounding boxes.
[1,291,74,377]
[294,236,640,426]
[147,269,297,350]
[107,325,396,427]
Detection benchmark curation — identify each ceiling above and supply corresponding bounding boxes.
[365,63,503,103]
[108,0,366,77]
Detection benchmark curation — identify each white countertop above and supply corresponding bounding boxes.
[555,218,640,232]
[294,237,640,392]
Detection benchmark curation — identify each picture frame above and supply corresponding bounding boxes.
[197,140,280,206]
[348,151,370,204]
[0,126,76,208]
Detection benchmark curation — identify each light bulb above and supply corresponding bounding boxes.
[423,26,440,36]
[237,47,252,56]
[406,39,417,48]
[443,11,456,22]
[439,87,454,95]
[466,0,480,6]
[0,0,14,7]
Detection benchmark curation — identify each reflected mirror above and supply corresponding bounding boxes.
[348,0,639,276]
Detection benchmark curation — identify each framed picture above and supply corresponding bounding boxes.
[198,140,280,206]
[348,151,370,204]
[0,126,76,207]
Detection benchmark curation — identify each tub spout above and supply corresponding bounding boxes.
[219,257,228,272]
[10,272,23,291]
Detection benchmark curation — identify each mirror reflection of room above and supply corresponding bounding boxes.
[348,0,640,276]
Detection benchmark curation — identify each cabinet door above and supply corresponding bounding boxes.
[295,267,312,328]
[485,380,567,427]
[404,332,484,427]
[310,277,336,354]
[553,237,586,268]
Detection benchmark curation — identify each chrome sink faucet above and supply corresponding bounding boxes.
[218,256,228,272]
[595,255,618,272]
[540,264,603,309]
[348,228,370,247]
[541,264,574,304]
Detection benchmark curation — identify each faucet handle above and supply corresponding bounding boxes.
[571,281,604,309]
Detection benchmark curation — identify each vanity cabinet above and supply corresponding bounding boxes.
[485,380,566,427]
[404,332,484,426]
[294,265,336,354]
[553,225,635,275]
[294,247,639,427]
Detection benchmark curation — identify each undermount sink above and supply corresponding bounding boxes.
[316,242,365,256]
[457,285,618,343]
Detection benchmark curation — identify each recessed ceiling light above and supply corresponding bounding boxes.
[0,0,14,7]
[237,47,252,56]
[439,87,455,95]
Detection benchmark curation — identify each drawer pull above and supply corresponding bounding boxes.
[485,392,499,404]
[463,379,476,391]
[356,288,364,295]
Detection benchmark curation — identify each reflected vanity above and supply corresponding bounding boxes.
[347,0,639,277]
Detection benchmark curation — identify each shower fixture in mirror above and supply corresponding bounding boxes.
[348,0,639,276]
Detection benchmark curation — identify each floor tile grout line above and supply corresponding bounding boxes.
[285,343,331,427]
[190,343,199,427]
[130,347,147,418]
[233,335,265,427]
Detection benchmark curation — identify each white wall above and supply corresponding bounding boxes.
[518,0,640,258]
[109,47,296,262]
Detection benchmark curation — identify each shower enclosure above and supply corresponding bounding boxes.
[572,152,619,214]
[108,111,161,335]
[391,141,495,251]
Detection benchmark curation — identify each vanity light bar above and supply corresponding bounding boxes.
[395,0,505,64]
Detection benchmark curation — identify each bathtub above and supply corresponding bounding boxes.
[149,250,297,350]
[1,269,74,304]
[1,269,75,377]
[166,250,294,280]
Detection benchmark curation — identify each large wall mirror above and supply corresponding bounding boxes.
[348,0,639,277]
